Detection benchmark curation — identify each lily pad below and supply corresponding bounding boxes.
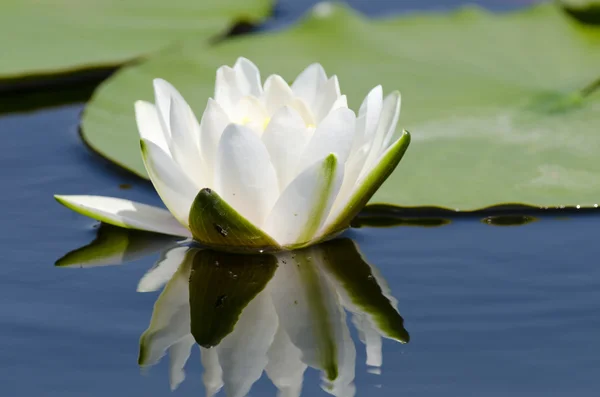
[81,3,600,210]
[0,0,272,81]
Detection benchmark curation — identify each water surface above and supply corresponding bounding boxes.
[1,1,598,396]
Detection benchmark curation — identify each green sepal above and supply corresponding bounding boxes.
[188,188,281,253]
[324,130,411,237]
[189,249,278,348]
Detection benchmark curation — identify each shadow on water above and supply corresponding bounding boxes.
[0,73,103,114]
[561,3,600,25]
[57,227,409,396]
[356,203,600,228]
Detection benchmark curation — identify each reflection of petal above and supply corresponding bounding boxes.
[137,246,189,292]
[131,238,408,395]
[189,250,278,348]
[314,238,408,378]
[269,249,356,396]
[352,313,382,368]
[318,239,409,344]
[138,252,193,368]
[168,334,195,390]
[55,224,179,268]
[266,326,307,397]
[217,290,278,397]
[322,320,356,397]
[200,347,223,397]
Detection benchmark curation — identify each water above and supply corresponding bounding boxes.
[1,1,598,396]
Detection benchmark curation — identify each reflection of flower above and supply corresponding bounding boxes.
[56,230,409,396]
[55,58,410,252]
[136,239,409,397]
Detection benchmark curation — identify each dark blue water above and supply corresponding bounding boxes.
[2,1,599,396]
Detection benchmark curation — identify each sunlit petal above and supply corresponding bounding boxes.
[54,195,191,237]
[263,154,343,247]
[215,124,279,226]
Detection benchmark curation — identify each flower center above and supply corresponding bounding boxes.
[262,117,271,130]
[241,116,272,132]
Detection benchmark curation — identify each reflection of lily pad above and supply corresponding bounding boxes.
[352,216,451,228]
[189,250,277,348]
[82,3,600,210]
[0,0,272,81]
[480,215,538,226]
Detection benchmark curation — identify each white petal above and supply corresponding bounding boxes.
[168,334,195,391]
[360,91,401,179]
[199,98,230,184]
[265,326,307,397]
[215,124,279,227]
[290,97,315,126]
[200,347,224,397]
[261,106,311,190]
[313,76,342,123]
[168,89,205,185]
[354,85,383,152]
[330,94,348,113]
[262,75,295,114]
[291,63,327,106]
[233,57,263,97]
[263,154,343,247]
[381,92,402,150]
[153,78,176,139]
[215,66,241,116]
[217,290,278,397]
[137,247,190,292]
[54,195,191,237]
[141,139,199,226]
[134,101,169,153]
[330,86,384,215]
[233,95,268,134]
[298,107,356,169]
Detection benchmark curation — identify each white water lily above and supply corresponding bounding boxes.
[55,58,410,251]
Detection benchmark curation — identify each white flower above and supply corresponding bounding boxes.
[55,58,410,252]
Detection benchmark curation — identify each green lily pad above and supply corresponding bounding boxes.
[81,3,600,210]
[0,0,272,81]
